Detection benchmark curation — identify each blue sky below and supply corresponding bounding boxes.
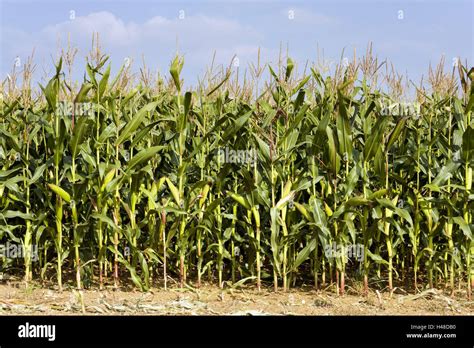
[1,0,472,89]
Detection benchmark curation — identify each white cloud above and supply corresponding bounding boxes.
[34,12,265,60]
[1,9,343,86]
[42,12,140,46]
[3,11,277,81]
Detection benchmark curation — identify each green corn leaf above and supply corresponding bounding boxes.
[98,64,111,99]
[170,55,184,92]
[292,238,317,271]
[0,168,21,178]
[326,127,341,174]
[462,125,474,162]
[47,183,71,203]
[29,162,50,185]
[275,191,295,210]
[291,76,310,96]
[364,117,389,161]
[336,90,352,160]
[166,178,181,206]
[126,146,164,172]
[227,192,251,210]
[367,250,389,265]
[294,202,313,222]
[222,110,253,142]
[387,117,408,149]
[70,116,91,159]
[207,70,231,96]
[431,161,461,187]
[74,83,93,103]
[453,216,473,240]
[117,101,159,145]
[285,57,294,81]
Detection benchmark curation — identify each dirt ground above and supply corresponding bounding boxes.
[0,278,473,315]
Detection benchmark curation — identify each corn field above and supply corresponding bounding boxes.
[1,49,473,298]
